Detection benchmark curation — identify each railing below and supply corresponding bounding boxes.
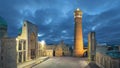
[96,52,120,68]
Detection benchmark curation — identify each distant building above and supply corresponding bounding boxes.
[0,38,17,68]
[55,45,63,57]
[58,41,71,56]
[46,50,53,57]
[38,41,46,57]
[96,46,120,68]
[46,45,56,57]
[46,41,71,57]
[88,32,96,62]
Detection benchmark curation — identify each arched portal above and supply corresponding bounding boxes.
[53,50,55,56]
[83,51,88,57]
[30,32,36,59]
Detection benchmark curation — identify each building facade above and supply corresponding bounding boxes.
[74,8,87,57]
[55,45,63,57]
[46,41,71,57]
[46,50,53,57]
[88,32,96,61]
[0,18,40,68]
[17,20,38,62]
[16,39,27,63]
[0,17,7,67]
[38,41,46,57]
[58,41,71,56]
[0,38,17,68]
[46,45,56,56]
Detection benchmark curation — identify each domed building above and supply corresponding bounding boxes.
[0,16,7,38]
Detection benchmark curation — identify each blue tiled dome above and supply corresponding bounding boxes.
[18,27,22,35]
[0,16,7,28]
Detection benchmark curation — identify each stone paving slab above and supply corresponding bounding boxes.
[84,62,100,68]
[17,57,49,68]
[32,57,100,68]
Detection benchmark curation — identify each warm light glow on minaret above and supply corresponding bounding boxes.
[74,8,87,57]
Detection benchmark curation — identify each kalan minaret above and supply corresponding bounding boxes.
[74,8,87,57]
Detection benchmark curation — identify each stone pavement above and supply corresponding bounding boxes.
[32,57,100,68]
[17,57,49,68]
[84,62,100,68]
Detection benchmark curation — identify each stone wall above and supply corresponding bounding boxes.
[0,38,17,68]
[96,52,120,68]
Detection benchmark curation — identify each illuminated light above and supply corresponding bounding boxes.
[16,38,19,41]
[40,40,46,48]
[76,8,80,11]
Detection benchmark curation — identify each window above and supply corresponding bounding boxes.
[1,56,3,60]
[24,24,26,27]
[1,49,3,53]
[19,42,22,50]
[19,52,22,63]
[23,41,26,50]
[23,51,26,61]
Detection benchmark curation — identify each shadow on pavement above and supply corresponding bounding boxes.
[84,62,100,68]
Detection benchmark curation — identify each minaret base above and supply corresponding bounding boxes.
[74,49,87,57]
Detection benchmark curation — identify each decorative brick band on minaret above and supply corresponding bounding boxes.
[74,8,86,57]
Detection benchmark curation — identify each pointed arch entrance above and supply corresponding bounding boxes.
[30,32,36,59]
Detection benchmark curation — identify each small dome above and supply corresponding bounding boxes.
[18,27,22,35]
[0,16,7,28]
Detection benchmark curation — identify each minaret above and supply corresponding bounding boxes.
[74,8,86,57]
[88,32,96,62]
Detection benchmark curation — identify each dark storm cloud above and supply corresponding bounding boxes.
[0,0,120,45]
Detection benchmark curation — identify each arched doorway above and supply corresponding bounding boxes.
[30,32,36,59]
[53,50,55,56]
[62,52,65,56]
[83,51,88,57]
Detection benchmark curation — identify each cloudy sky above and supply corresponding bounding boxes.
[0,0,120,45]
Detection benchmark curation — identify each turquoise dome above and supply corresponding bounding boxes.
[0,16,7,28]
[18,27,22,35]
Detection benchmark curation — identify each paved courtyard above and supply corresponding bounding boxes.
[32,57,99,68]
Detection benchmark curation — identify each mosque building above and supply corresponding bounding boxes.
[0,16,17,68]
[16,20,38,63]
[0,18,39,68]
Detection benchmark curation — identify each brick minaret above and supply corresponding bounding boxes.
[74,8,86,57]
